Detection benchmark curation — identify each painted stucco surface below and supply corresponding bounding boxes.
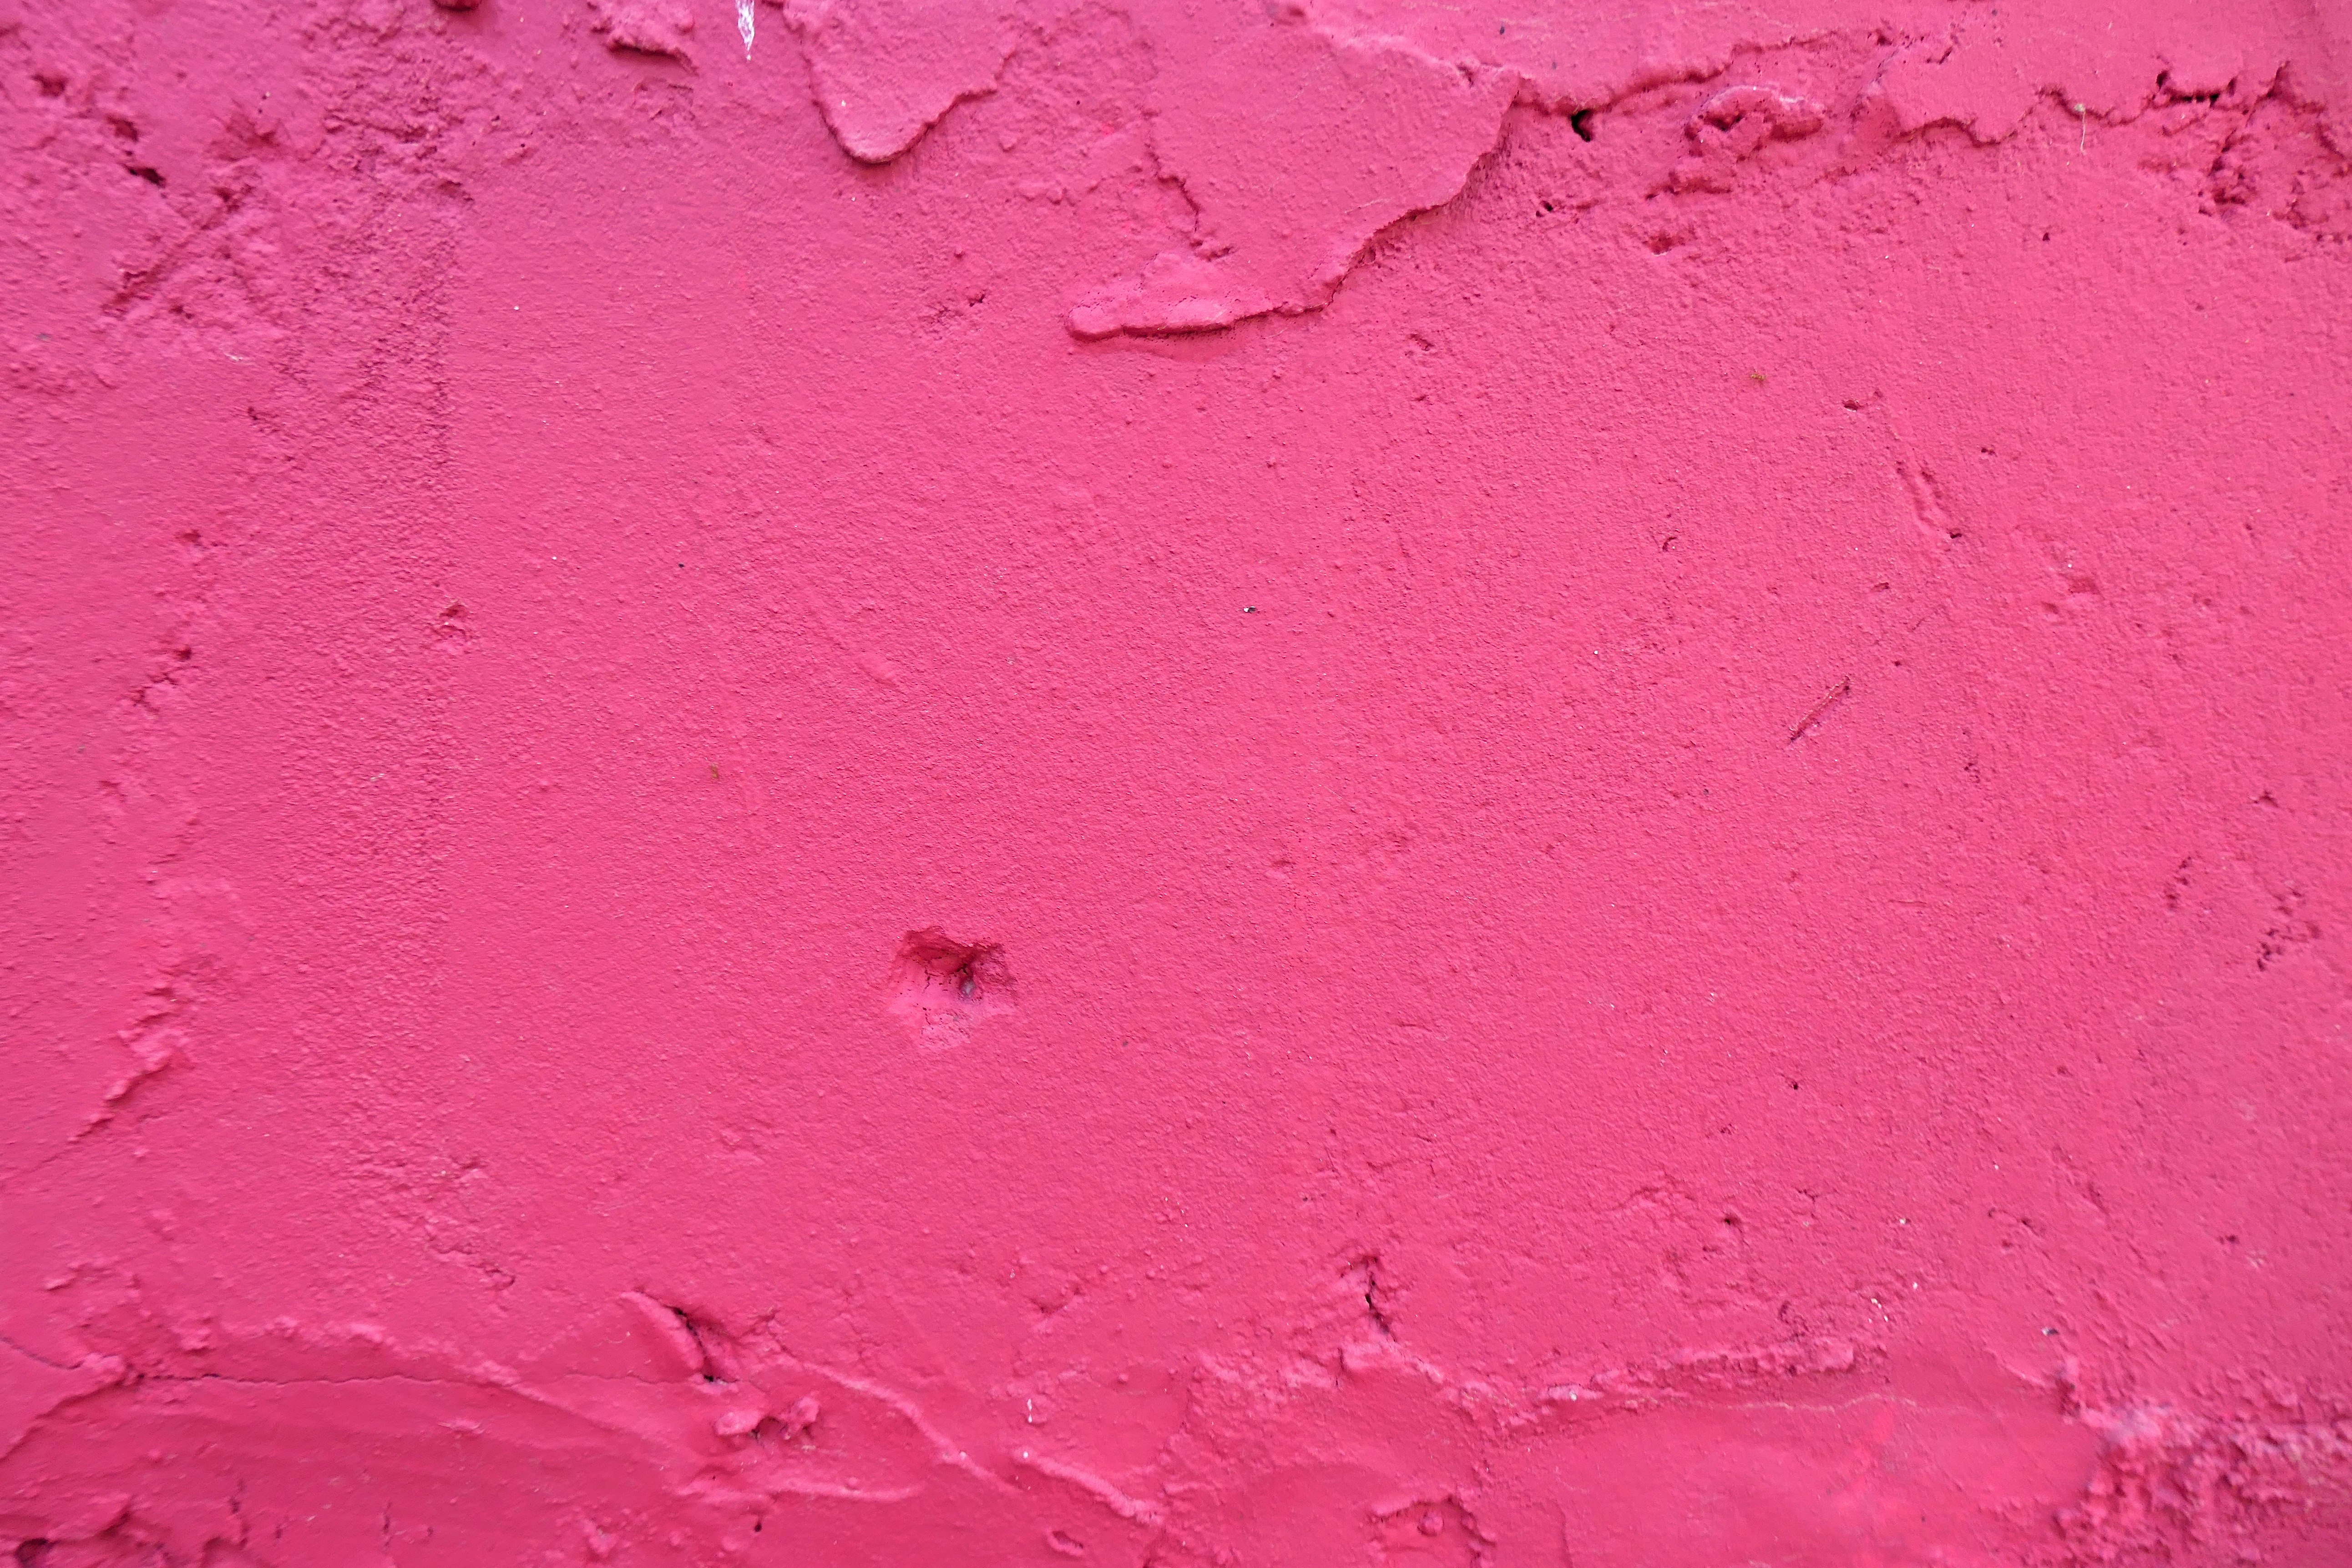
[5,0,2352,1562]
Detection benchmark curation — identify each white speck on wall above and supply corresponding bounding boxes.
[736,0,753,56]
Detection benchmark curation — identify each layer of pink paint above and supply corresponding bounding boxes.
[5,0,2351,1562]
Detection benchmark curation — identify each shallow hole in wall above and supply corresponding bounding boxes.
[889,927,1014,1048]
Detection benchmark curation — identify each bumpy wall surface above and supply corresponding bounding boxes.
[5,0,2351,1563]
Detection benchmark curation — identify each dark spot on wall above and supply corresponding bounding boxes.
[1345,1254,1397,1337]
[896,928,1009,1003]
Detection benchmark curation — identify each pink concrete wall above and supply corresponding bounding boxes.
[6,0,2352,1562]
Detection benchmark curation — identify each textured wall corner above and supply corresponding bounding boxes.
[5,0,2351,1563]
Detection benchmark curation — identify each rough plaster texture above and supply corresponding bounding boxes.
[5,0,2352,1563]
